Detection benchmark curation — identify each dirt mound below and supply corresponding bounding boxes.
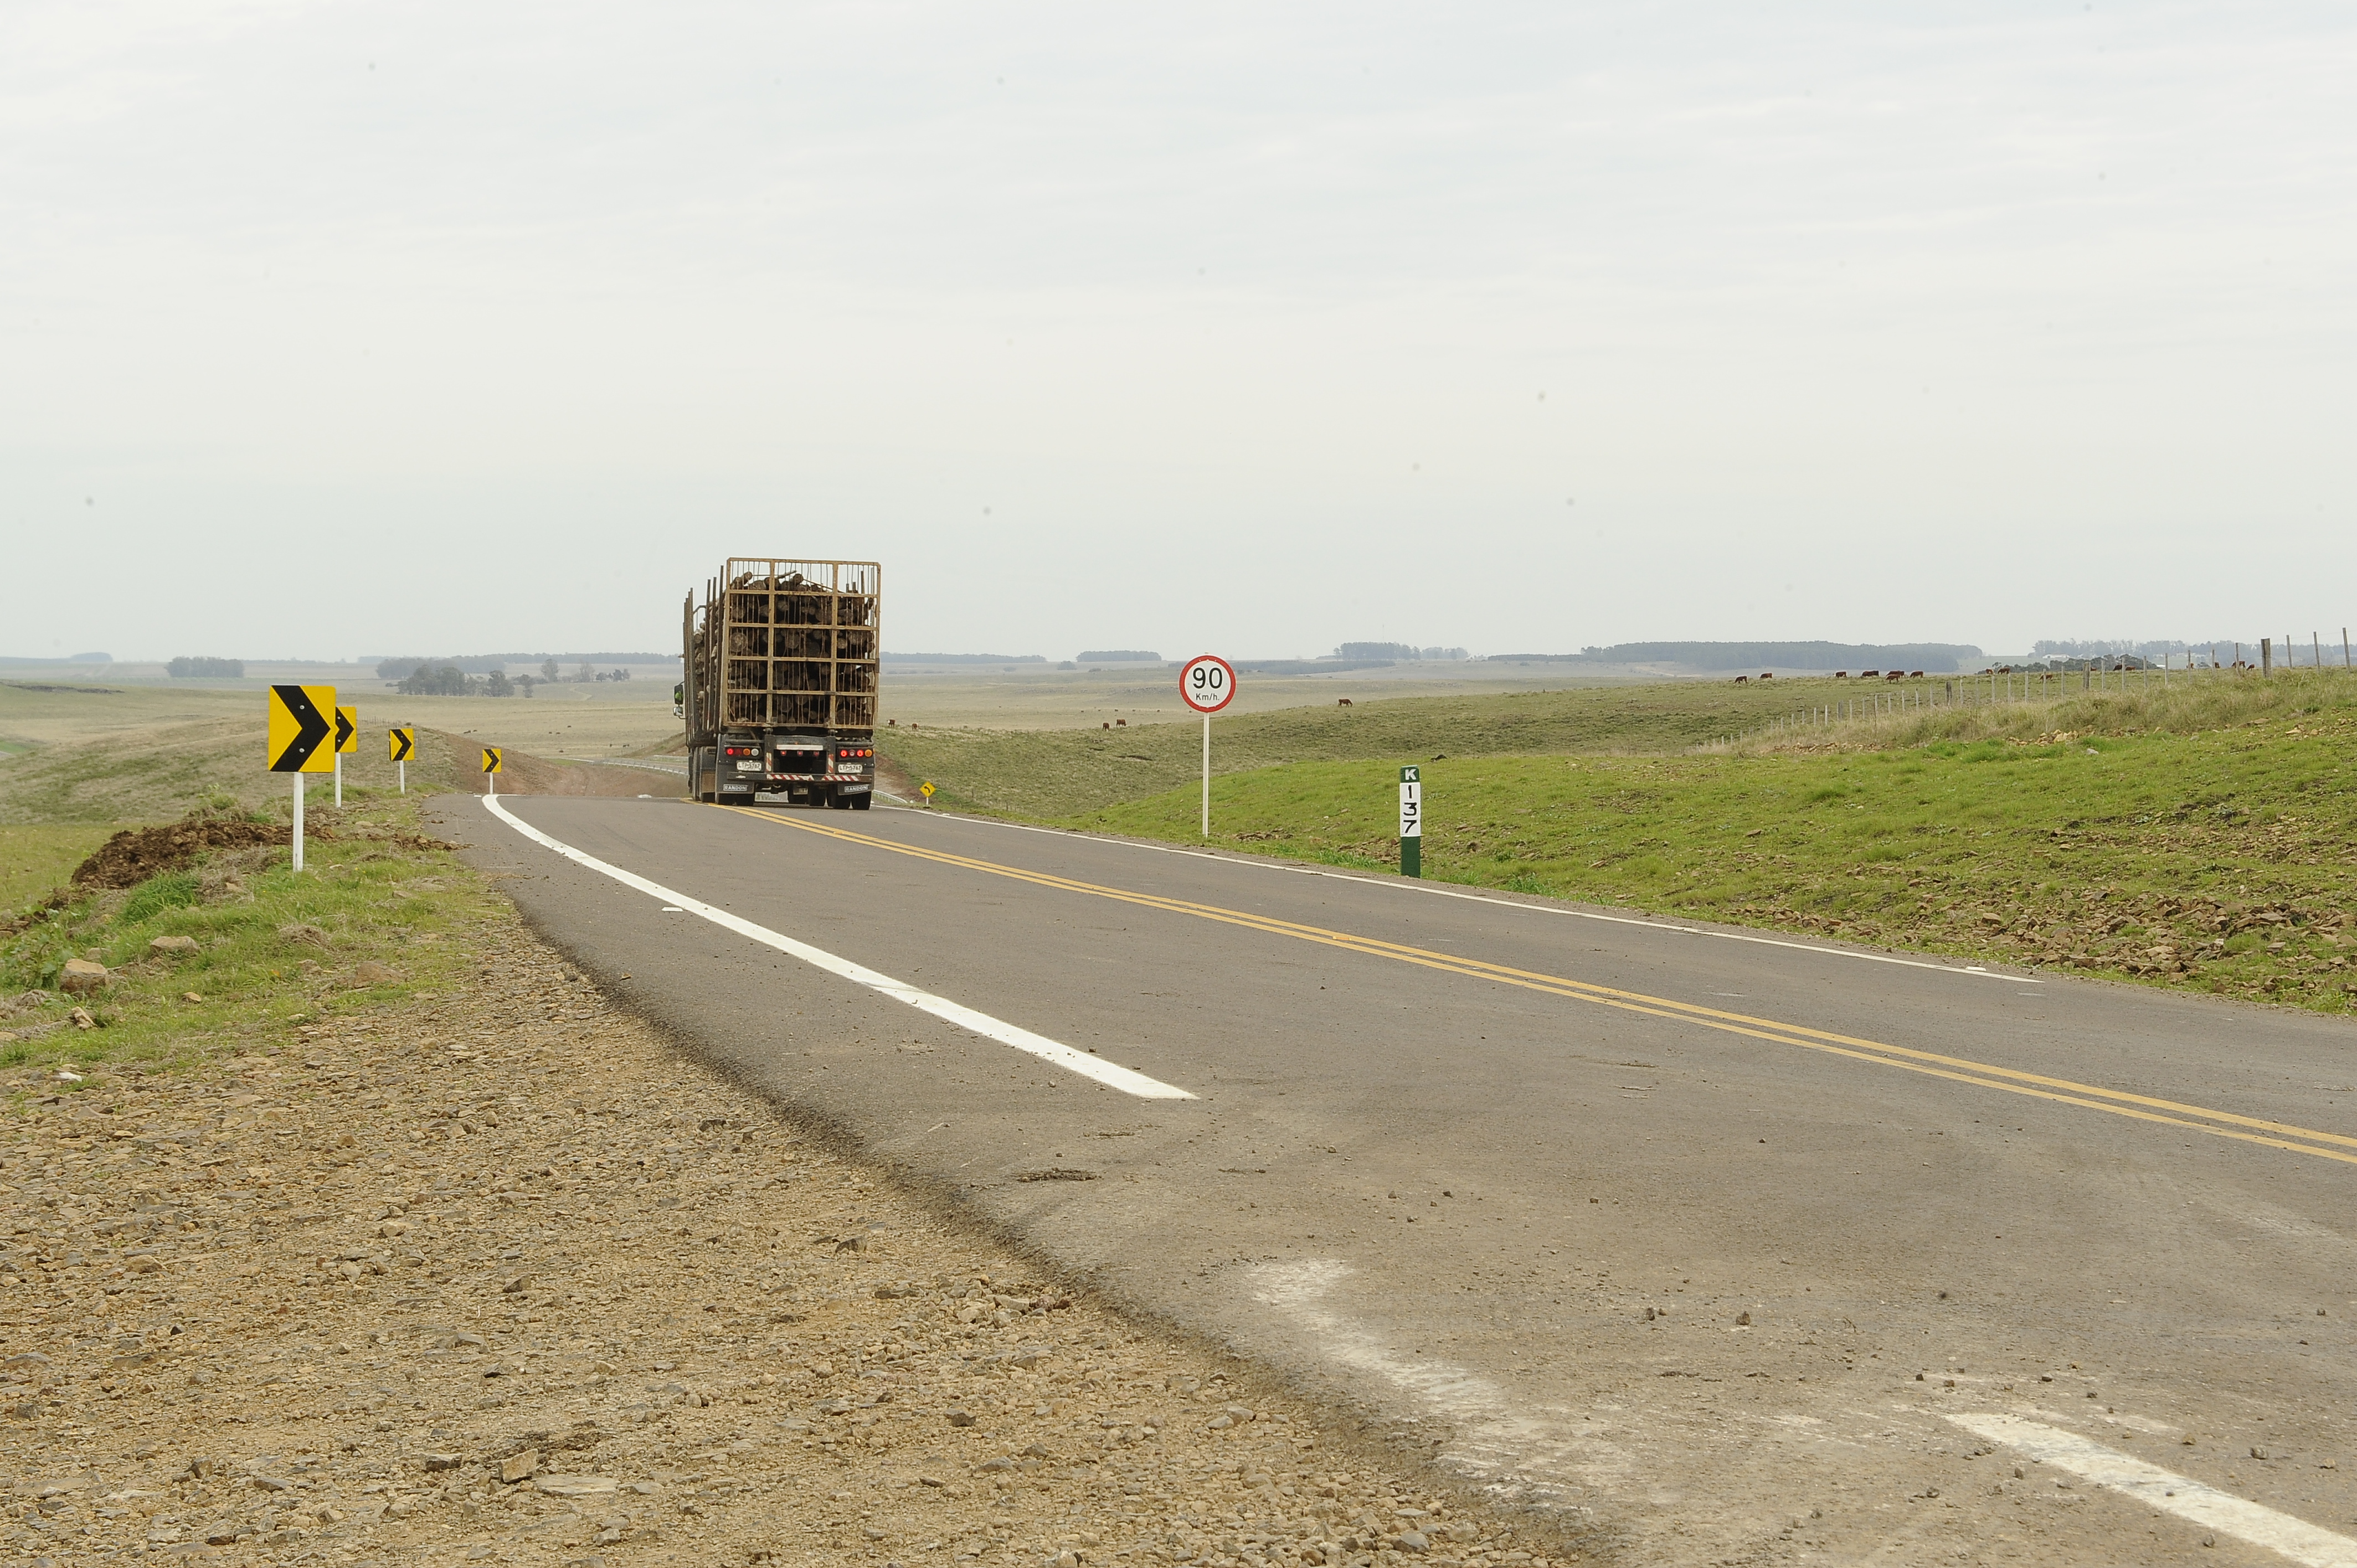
[71,817,291,889]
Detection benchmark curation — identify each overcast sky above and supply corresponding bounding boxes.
[6,2,2354,663]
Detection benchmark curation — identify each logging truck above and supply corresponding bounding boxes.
[677,559,879,809]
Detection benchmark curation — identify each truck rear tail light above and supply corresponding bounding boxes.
[722,746,756,757]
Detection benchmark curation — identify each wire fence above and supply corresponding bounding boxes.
[1692,628,2355,751]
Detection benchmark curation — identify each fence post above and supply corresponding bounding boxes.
[2262,638,2272,677]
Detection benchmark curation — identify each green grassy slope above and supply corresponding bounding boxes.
[1745,665,2357,755]
[878,678,1886,819]
[1073,715,2357,1010]
[1,824,122,911]
[2,796,487,1072]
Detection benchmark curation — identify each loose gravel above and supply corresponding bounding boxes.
[1,908,1575,1567]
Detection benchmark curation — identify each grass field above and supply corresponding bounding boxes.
[871,660,1635,730]
[0,824,122,911]
[1,794,490,1072]
[0,680,674,825]
[1068,676,2357,1011]
[14,664,2354,1017]
[876,677,1897,819]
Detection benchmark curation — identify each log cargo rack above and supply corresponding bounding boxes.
[683,558,882,739]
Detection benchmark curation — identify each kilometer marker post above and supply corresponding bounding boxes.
[1178,654,1237,838]
[1399,765,1422,877]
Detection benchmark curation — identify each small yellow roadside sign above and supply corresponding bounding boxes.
[266,685,338,774]
[334,706,357,754]
[389,726,415,762]
[482,746,503,775]
[919,781,935,802]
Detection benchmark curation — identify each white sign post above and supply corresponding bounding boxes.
[1179,654,1237,838]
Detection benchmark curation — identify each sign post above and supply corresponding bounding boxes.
[482,746,503,797]
[1399,765,1422,877]
[333,705,357,807]
[389,726,415,794]
[266,685,337,872]
[1178,654,1237,838]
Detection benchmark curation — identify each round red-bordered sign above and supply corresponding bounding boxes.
[1179,653,1237,714]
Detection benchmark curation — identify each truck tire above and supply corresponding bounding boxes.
[851,793,872,811]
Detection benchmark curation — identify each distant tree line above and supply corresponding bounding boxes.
[1332,642,1470,661]
[373,653,663,679]
[881,652,1048,664]
[1075,649,1164,663]
[385,658,634,693]
[2031,638,2250,661]
[166,656,244,678]
[392,663,547,697]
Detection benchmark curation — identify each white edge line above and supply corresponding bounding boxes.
[480,796,1195,1102]
[879,806,2036,984]
[1949,1412,2357,1567]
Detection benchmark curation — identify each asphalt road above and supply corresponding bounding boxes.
[441,793,2357,1567]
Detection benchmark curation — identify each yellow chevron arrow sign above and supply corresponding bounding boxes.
[266,685,337,774]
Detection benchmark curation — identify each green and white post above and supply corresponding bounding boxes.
[1399,764,1422,877]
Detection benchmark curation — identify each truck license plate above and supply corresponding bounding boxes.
[736,761,762,772]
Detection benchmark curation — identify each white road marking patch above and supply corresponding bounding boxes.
[888,806,2033,983]
[483,797,1194,1102]
[1949,1412,2357,1566]
[1250,1260,1625,1501]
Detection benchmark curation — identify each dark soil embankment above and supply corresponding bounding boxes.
[71,818,290,889]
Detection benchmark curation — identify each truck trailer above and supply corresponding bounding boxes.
[679,558,880,808]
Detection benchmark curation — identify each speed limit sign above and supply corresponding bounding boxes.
[1180,654,1236,837]
[1179,654,1236,715]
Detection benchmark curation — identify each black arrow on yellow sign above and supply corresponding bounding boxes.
[334,706,356,755]
[267,685,334,773]
[389,726,415,763]
[481,746,503,775]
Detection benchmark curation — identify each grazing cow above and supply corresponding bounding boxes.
[1758,672,1774,680]
[1834,672,1849,679]
[1102,722,1110,729]
[1338,698,1354,706]
[1862,669,1881,679]
[1909,670,1924,679]
[1885,671,1902,682]
[1116,718,1127,726]
[1733,675,1749,684]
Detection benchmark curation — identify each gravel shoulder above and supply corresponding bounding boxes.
[1,886,1579,1567]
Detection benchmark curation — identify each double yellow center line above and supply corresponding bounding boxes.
[726,806,2357,1169]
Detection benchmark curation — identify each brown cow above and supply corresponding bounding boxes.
[1885,671,1902,682]
[1862,669,1881,678]
[1834,672,1849,679]
[1338,698,1354,706]
[1908,670,1924,678]
[1758,672,1774,680]
[1733,675,1749,684]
